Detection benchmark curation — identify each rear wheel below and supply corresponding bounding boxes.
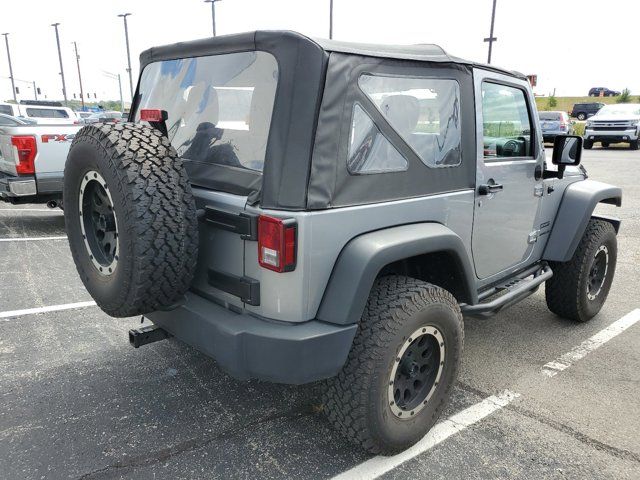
[64,123,199,317]
[576,112,587,121]
[323,276,463,455]
[546,219,617,322]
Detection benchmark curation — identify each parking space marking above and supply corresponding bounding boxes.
[330,390,520,480]
[0,208,61,212]
[0,301,96,320]
[542,309,640,377]
[0,236,67,242]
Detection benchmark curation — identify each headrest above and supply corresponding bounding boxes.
[380,95,420,135]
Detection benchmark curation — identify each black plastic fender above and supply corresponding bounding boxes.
[543,179,622,263]
[316,223,477,326]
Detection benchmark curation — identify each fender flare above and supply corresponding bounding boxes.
[543,179,622,263]
[315,223,477,326]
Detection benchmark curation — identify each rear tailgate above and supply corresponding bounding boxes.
[0,125,81,176]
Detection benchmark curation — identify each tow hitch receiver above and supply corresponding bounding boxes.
[129,324,171,348]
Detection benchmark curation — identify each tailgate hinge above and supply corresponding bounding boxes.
[203,206,258,240]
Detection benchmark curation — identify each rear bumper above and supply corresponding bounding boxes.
[0,172,37,198]
[0,171,63,203]
[146,292,357,385]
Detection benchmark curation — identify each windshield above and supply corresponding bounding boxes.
[597,104,640,116]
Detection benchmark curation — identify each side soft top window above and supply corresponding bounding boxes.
[358,74,462,168]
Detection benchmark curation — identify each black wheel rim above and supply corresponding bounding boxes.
[79,171,119,275]
[388,326,445,418]
[587,245,608,301]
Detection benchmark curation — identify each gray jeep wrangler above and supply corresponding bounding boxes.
[63,31,622,454]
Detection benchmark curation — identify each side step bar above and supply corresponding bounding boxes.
[461,265,553,318]
[129,324,171,348]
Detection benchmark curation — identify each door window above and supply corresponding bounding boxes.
[481,82,533,159]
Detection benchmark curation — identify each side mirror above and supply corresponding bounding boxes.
[551,135,582,179]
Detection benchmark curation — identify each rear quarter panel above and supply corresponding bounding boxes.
[244,190,475,322]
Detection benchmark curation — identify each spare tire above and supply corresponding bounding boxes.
[63,123,198,317]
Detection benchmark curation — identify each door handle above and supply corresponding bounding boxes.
[478,183,504,195]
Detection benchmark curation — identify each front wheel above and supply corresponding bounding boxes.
[583,140,593,149]
[546,219,617,322]
[323,276,463,455]
[601,142,610,148]
[629,140,639,150]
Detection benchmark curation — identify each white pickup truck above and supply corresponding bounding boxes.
[0,116,81,207]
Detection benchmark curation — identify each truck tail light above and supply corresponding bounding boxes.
[11,135,37,175]
[258,215,297,272]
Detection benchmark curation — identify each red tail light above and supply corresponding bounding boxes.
[11,135,37,175]
[258,215,297,272]
[140,109,167,122]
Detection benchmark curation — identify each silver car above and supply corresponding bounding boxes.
[539,111,574,143]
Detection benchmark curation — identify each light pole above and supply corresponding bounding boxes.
[51,23,68,104]
[1,33,16,102]
[103,71,125,113]
[484,0,498,64]
[329,0,334,39]
[72,41,85,110]
[118,13,134,101]
[204,0,221,37]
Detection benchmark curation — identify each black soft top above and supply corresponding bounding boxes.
[139,30,524,80]
[135,31,523,210]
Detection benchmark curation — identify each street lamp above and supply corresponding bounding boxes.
[204,0,221,37]
[484,0,498,64]
[51,23,68,104]
[73,41,85,110]
[117,13,134,101]
[1,33,16,102]
[329,0,334,39]
[103,71,125,114]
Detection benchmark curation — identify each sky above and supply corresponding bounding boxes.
[0,0,638,105]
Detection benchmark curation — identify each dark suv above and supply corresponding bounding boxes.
[571,102,604,120]
[588,87,620,97]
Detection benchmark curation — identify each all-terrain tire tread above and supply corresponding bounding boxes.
[67,123,198,317]
[322,275,463,454]
[545,219,615,322]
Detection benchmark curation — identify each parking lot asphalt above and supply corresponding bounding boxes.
[1,146,639,480]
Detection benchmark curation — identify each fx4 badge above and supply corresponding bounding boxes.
[41,133,75,143]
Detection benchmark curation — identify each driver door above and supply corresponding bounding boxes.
[471,70,545,281]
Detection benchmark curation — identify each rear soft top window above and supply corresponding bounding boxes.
[539,112,562,121]
[135,51,279,194]
[26,108,69,118]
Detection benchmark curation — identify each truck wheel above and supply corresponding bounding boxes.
[583,140,593,149]
[64,123,198,317]
[601,142,609,148]
[322,275,463,455]
[629,140,639,150]
[546,219,617,322]
[576,113,587,121]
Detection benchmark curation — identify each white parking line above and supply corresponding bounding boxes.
[330,390,520,480]
[0,301,96,320]
[0,236,67,242]
[542,309,640,377]
[0,208,61,212]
